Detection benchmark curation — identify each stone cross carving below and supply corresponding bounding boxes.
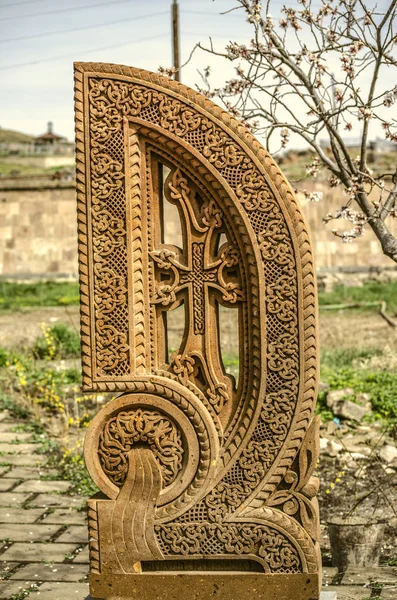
[74,62,321,600]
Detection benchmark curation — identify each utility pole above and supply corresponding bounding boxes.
[172,0,180,82]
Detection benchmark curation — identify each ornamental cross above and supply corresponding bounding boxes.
[150,167,245,419]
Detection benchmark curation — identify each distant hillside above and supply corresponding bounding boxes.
[0,127,35,144]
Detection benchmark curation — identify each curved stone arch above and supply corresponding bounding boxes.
[75,63,320,582]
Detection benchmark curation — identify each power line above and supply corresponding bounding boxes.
[0,11,168,44]
[0,0,47,8]
[0,0,134,21]
[0,32,169,71]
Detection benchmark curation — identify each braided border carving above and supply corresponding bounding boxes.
[75,62,319,576]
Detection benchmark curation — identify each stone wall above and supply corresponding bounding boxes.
[299,181,397,269]
[0,179,396,280]
[0,181,78,279]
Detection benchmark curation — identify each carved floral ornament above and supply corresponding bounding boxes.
[75,62,320,595]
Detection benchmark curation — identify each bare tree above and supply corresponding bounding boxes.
[190,0,397,262]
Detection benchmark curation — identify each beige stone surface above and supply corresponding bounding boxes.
[0,443,40,454]
[1,541,79,562]
[29,581,89,599]
[0,507,46,523]
[42,509,87,526]
[0,185,78,278]
[27,493,85,509]
[0,492,31,506]
[0,523,61,542]
[0,478,20,492]
[71,545,90,564]
[10,562,88,582]
[57,525,88,544]
[3,466,58,479]
[13,479,71,493]
[89,573,320,600]
[0,454,47,466]
[0,580,38,599]
[0,432,32,442]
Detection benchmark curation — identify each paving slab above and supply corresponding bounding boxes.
[1,542,79,562]
[341,566,397,585]
[42,509,87,526]
[0,454,47,466]
[0,580,38,599]
[0,561,20,575]
[0,467,10,477]
[0,507,46,523]
[28,493,85,508]
[0,443,39,454]
[29,581,89,599]
[0,423,16,433]
[381,587,397,600]
[13,480,71,493]
[0,478,21,492]
[71,545,90,564]
[323,567,338,586]
[325,585,370,599]
[10,562,88,582]
[0,492,31,506]
[3,466,58,479]
[0,432,32,442]
[0,523,61,542]
[57,525,88,544]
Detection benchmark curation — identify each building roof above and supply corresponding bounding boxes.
[35,131,66,142]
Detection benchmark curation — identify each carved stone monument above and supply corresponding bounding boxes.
[74,62,321,600]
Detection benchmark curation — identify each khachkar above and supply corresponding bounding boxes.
[74,62,321,600]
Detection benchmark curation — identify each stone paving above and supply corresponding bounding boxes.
[0,411,89,599]
[0,409,396,600]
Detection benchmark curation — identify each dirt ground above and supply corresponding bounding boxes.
[1,305,397,355]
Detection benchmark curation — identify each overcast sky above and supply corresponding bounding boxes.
[0,0,393,149]
[0,0,252,140]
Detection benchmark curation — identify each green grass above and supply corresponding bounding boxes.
[0,161,44,176]
[318,281,397,313]
[317,347,397,423]
[0,281,79,311]
[321,347,383,371]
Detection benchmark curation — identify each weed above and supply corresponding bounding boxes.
[52,442,98,497]
[0,392,29,419]
[321,347,382,371]
[322,367,397,422]
[0,281,79,311]
[32,323,80,360]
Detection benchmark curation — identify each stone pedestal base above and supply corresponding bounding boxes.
[88,572,320,600]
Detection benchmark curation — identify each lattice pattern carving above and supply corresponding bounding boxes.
[75,62,320,599]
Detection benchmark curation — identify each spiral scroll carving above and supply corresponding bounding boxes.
[98,408,184,489]
[75,62,320,584]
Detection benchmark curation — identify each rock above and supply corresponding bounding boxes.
[385,467,396,475]
[332,399,369,422]
[326,421,340,435]
[320,437,328,450]
[326,388,355,408]
[379,444,397,466]
[319,381,330,393]
[324,440,344,457]
[356,392,371,406]
[349,452,368,461]
[344,444,371,456]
